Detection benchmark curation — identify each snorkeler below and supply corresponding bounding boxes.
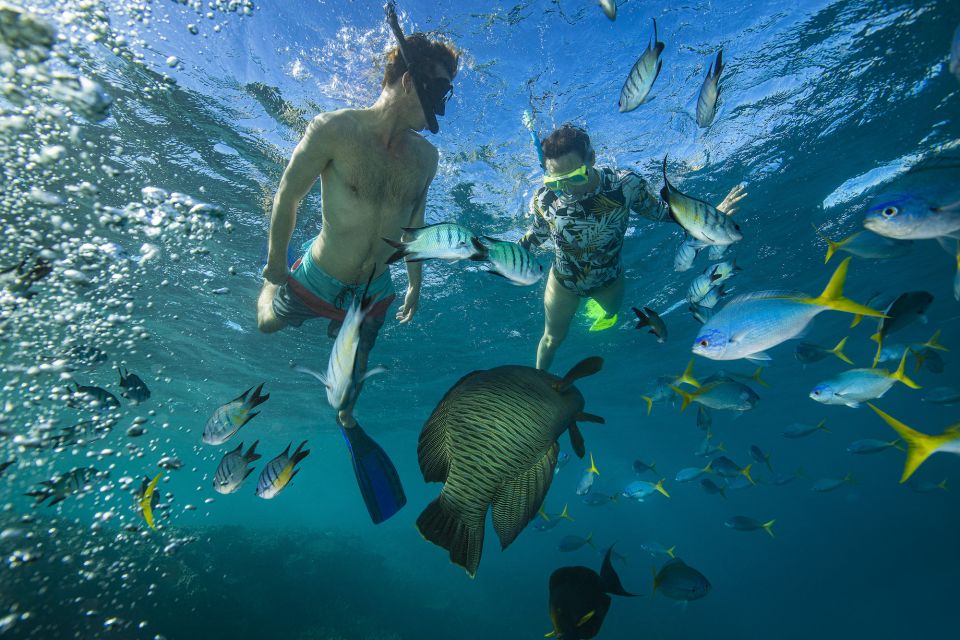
[255,4,458,524]
[520,124,744,371]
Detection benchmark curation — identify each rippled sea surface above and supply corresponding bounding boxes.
[1,1,959,638]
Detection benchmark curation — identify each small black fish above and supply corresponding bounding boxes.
[0,459,15,477]
[632,306,667,342]
[1,254,52,297]
[67,383,121,411]
[547,545,637,639]
[118,367,151,403]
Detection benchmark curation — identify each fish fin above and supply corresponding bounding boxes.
[795,258,886,317]
[469,237,488,261]
[830,336,853,365]
[585,532,596,549]
[293,364,328,386]
[245,383,270,410]
[938,479,948,491]
[557,356,603,392]
[290,440,311,466]
[817,419,830,433]
[890,350,921,389]
[676,358,700,388]
[492,443,558,550]
[417,493,484,578]
[575,412,604,424]
[587,452,600,476]
[741,464,755,485]
[632,306,650,328]
[232,386,253,403]
[244,440,262,463]
[342,424,407,524]
[923,329,948,352]
[655,479,670,498]
[601,544,637,597]
[745,352,772,362]
[243,468,255,479]
[576,611,596,627]
[568,423,586,459]
[418,406,453,483]
[544,631,557,638]
[641,395,653,416]
[866,403,958,482]
[669,385,695,413]
[850,314,863,328]
[382,238,407,265]
[485,269,509,279]
[560,504,574,522]
[140,472,162,530]
[762,519,776,538]
[360,366,387,382]
[666,545,676,558]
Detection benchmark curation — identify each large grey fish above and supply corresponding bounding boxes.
[618,18,664,112]
[662,157,743,246]
[383,222,481,264]
[202,383,269,445]
[471,237,544,285]
[696,49,724,128]
[416,357,604,577]
[652,559,711,601]
[213,440,262,495]
[255,441,310,499]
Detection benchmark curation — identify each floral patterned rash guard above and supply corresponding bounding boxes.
[519,167,667,296]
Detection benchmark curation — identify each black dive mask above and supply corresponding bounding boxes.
[385,2,450,134]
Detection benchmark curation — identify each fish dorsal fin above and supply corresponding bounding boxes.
[557,357,604,392]
[418,405,453,483]
[491,443,559,550]
[601,544,637,597]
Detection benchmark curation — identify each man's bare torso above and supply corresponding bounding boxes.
[308,109,437,284]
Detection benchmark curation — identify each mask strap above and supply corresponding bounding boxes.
[385,2,440,134]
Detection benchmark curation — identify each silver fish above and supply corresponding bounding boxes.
[471,237,543,286]
[809,352,919,409]
[724,516,775,537]
[811,473,853,493]
[118,367,150,403]
[619,18,664,112]
[416,357,604,577]
[213,441,262,494]
[816,229,912,263]
[621,479,670,501]
[202,383,269,445]
[255,441,310,499]
[383,222,480,264]
[696,49,724,128]
[674,235,703,272]
[662,157,742,246]
[863,192,960,240]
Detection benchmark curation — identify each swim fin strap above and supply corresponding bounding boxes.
[341,424,407,524]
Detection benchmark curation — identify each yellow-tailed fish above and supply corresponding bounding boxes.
[140,473,162,530]
[866,403,960,482]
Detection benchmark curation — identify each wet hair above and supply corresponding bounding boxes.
[382,34,459,87]
[542,124,593,163]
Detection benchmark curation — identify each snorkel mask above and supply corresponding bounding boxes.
[385,2,452,134]
[543,164,590,192]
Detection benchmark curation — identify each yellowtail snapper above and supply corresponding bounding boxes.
[670,377,759,412]
[202,383,269,445]
[783,419,829,439]
[695,49,724,128]
[868,291,934,366]
[577,452,600,495]
[815,228,912,263]
[809,350,919,408]
[546,545,637,640]
[725,515,775,537]
[652,559,711,601]
[846,438,902,454]
[675,463,712,483]
[619,18,664,112]
[710,456,754,484]
[749,445,773,471]
[559,533,596,552]
[382,222,481,264]
[471,237,544,285]
[866,403,960,482]
[662,157,742,246]
[416,357,604,577]
[214,441,262,495]
[256,441,310,499]
[621,478,669,501]
[700,478,726,498]
[863,191,960,239]
[811,473,854,492]
[794,337,852,364]
[692,257,885,361]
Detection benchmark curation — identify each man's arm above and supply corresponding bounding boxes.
[262,114,334,284]
[395,145,438,325]
[519,190,551,250]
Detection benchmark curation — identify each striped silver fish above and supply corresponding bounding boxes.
[661,157,743,246]
[686,273,716,305]
[674,235,703,272]
[619,18,665,112]
[383,222,481,264]
[213,440,262,495]
[25,467,101,506]
[202,383,269,445]
[416,357,604,577]
[256,441,310,500]
[471,237,543,285]
[696,49,724,128]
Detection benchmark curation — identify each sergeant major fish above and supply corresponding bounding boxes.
[696,49,724,128]
[383,222,480,264]
[471,237,544,285]
[619,18,664,112]
[118,367,150,403]
[662,157,742,246]
[25,467,100,506]
[214,441,262,494]
[255,441,310,499]
[202,383,269,445]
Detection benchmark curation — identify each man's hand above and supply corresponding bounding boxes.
[262,261,291,286]
[717,183,747,216]
[396,285,420,324]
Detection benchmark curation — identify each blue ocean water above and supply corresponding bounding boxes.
[1,0,959,638]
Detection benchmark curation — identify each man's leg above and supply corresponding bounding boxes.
[589,273,625,320]
[536,270,582,371]
[256,281,288,333]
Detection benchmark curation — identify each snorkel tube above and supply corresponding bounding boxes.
[385,2,440,134]
[522,110,545,169]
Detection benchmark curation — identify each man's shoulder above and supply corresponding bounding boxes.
[307,109,360,135]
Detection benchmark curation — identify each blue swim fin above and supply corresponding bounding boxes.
[341,424,406,524]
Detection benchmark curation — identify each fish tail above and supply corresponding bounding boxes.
[830,337,853,365]
[244,440,262,463]
[469,237,488,261]
[713,48,724,78]
[245,383,270,411]
[850,314,863,328]
[537,507,549,521]
[290,440,311,466]
[923,329,948,352]
[762,519,776,538]
[641,395,653,416]
[140,473,162,530]
[677,358,700,388]
[382,237,408,264]
[751,367,769,387]
[890,350,921,390]
[632,306,650,329]
[799,258,886,317]
[816,419,830,434]
[938,479,948,491]
[585,532,596,550]
[416,495,484,579]
[560,504,574,522]
[666,545,676,559]
[814,226,842,264]
[669,385,695,413]
[867,403,957,482]
[741,464,755,485]
[587,452,600,476]
[654,479,670,498]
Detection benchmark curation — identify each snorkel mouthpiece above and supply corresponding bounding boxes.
[385,2,441,134]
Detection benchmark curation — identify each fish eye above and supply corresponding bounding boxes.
[813,390,820,396]
[699,339,709,347]
[882,206,898,217]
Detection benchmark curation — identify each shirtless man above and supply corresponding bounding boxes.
[520,124,744,371]
[256,30,458,524]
